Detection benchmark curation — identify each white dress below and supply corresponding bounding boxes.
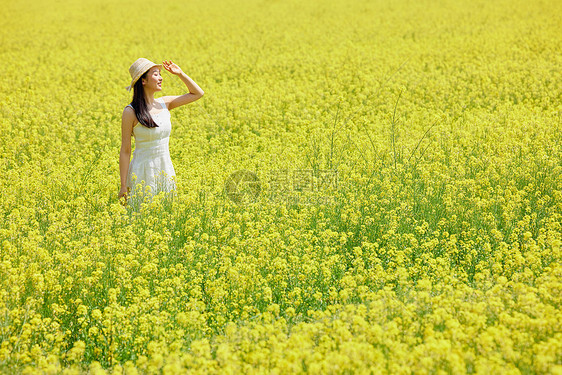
[126,98,176,202]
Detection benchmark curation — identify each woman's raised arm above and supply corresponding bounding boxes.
[161,60,204,110]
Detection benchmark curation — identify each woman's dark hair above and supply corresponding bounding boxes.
[130,71,159,128]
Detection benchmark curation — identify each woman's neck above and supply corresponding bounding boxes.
[144,91,156,106]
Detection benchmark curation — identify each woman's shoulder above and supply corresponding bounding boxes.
[122,105,139,130]
[157,97,168,107]
[157,96,171,109]
[123,104,135,115]
[122,105,136,121]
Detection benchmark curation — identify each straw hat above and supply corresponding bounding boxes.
[126,58,162,91]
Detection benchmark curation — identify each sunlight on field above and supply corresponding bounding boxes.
[1,0,561,373]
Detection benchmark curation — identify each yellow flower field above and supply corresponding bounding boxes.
[1,0,561,373]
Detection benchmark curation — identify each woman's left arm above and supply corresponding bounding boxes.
[161,60,204,110]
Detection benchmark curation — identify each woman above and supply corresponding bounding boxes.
[119,58,204,203]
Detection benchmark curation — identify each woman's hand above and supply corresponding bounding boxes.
[118,186,129,204]
[162,60,184,76]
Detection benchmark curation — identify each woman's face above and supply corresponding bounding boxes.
[142,67,162,92]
